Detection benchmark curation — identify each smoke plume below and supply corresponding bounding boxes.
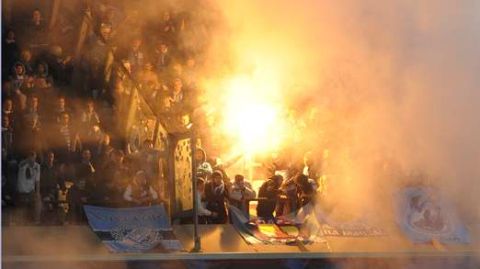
[200,0,480,224]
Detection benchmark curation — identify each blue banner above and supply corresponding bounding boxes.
[84,204,183,252]
[396,187,470,244]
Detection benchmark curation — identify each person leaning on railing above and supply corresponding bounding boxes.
[229,174,256,214]
[256,174,284,221]
[123,170,158,207]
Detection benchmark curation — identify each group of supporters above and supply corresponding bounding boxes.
[1,1,214,225]
[193,149,322,224]
[2,1,328,226]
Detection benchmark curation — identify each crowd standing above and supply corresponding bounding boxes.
[1,1,214,225]
[2,1,328,226]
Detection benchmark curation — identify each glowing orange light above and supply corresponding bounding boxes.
[221,75,287,155]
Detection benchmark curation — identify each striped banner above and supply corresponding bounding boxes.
[84,204,183,252]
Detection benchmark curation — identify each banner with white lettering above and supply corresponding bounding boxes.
[84,204,183,252]
[319,222,386,237]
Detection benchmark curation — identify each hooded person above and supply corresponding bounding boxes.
[195,147,213,178]
[293,174,316,207]
[256,174,284,221]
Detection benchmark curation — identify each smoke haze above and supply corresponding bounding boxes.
[201,0,480,223]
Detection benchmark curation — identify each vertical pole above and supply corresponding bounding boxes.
[71,2,91,94]
[74,6,91,60]
[190,128,201,252]
[167,135,176,216]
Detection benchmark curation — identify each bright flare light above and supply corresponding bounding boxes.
[222,76,287,155]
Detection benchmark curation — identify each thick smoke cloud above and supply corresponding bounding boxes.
[202,0,480,222]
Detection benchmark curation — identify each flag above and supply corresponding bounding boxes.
[395,187,470,244]
[84,204,183,252]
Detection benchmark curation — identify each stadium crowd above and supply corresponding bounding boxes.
[2,1,323,226]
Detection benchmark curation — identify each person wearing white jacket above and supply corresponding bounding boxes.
[196,177,217,218]
[229,174,256,214]
[16,151,41,224]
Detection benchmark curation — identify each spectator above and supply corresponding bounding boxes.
[195,147,212,178]
[21,75,40,96]
[20,49,35,75]
[75,149,96,194]
[85,24,111,97]
[183,54,197,89]
[229,174,256,213]
[256,175,284,221]
[52,112,80,162]
[69,149,95,222]
[98,8,119,35]
[123,170,158,206]
[2,115,17,208]
[16,151,41,224]
[95,133,114,167]
[2,115,15,160]
[204,170,228,224]
[28,9,46,36]
[196,177,217,223]
[47,45,73,86]
[82,124,104,155]
[170,77,185,108]
[154,40,171,73]
[47,95,71,125]
[98,22,113,44]
[80,100,101,130]
[278,174,299,215]
[160,11,176,34]
[134,139,160,182]
[39,151,58,201]
[302,151,321,190]
[127,37,145,74]
[2,98,15,122]
[18,95,43,157]
[172,177,217,224]
[293,174,316,207]
[101,149,129,204]
[10,62,27,90]
[136,62,161,98]
[34,62,54,89]
[168,62,184,82]
[3,29,20,80]
[39,151,60,221]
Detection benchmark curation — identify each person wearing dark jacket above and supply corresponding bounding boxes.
[204,170,228,224]
[256,175,284,221]
[3,29,19,81]
[293,174,316,207]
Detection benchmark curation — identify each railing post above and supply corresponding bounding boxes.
[190,126,201,252]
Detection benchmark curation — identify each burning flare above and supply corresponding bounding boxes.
[221,75,288,156]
